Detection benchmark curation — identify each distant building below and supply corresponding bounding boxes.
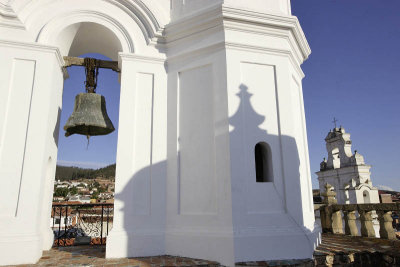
[99,192,114,200]
[68,194,91,204]
[53,196,65,202]
[50,206,78,230]
[380,193,393,203]
[54,180,71,188]
[317,126,379,204]
[378,190,400,203]
[71,181,87,188]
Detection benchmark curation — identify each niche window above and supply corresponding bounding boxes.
[254,142,273,183]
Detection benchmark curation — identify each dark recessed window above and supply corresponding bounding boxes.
[255,142,273,183]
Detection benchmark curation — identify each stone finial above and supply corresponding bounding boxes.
[351,150,365,166]
[321,183,337,204]
[325,183,333,192]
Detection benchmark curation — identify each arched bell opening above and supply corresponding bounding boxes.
[58,52,121,162]
[0,1,168,263]
[51,51,120,246]
[55,22,124,61]
[363,190,371,204]
[49,20,124,249]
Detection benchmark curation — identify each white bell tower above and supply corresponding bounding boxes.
[317,126,380,204]
[0,0,319,266]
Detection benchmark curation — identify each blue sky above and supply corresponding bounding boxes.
[57,1,400,191]
[292,0,400,191]
[57,53,119,169]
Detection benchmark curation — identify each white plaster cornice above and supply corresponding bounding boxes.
[0,39,65,67]
[118,52,165,64]
[166,41,226,65]
[0,17,25,29]
[0,2,25,29]
[165,4,224,44]
[165,4,311,67]
[316,164,372,177]
[0,2,15,17]
[221,6,311,61]
[166,40,305,78]
[225,42,305,78]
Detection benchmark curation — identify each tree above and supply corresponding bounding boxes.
[54,187,68,198]
[98,186,106,194]
[92,191,99,200]
[55,164,116,181]
[69,186,78,195]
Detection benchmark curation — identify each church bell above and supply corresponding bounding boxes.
[64,58,115,137]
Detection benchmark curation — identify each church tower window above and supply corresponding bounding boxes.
[254,142,273,183]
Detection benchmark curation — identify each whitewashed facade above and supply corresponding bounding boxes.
[0,1,319,266]
[317,127,380,204]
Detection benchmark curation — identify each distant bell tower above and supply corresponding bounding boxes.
[317,126,379,204]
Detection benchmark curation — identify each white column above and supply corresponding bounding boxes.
[165,3,319,266]
[0,40,64,265]
[223,6,319,262]
[106,53,167,258]
[165,8,236,267]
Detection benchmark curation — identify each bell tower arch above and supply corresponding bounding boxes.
[0,1,168,265]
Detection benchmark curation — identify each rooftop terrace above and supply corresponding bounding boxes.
[8,233,400,267]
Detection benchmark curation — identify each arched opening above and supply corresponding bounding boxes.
[0,1,170,264]
[344,184,350,204]
[50,22,122,248]
[254,142,273,183]
[332,147,340,169]
[55,22,123,60]
[52,52,119,246]
[363,190,371,204]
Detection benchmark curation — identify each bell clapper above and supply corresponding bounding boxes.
[86,135,91,150]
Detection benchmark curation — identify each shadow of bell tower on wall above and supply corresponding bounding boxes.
[228,83,317,259]
[229,83,305,219]
[111,82,316,262]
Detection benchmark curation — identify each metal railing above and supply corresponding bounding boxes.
[51,203,113,246]
[318,184,399,240]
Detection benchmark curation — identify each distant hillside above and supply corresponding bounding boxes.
[55,164,116,181]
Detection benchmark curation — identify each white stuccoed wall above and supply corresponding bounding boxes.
[0,1,320,266]
[223,12,317,262]
[106,53,168,258]
[0,40,65,264]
